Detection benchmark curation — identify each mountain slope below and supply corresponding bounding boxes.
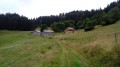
[0,21,120,67]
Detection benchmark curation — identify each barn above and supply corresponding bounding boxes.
[64,27,75,33]
[32,30,41,35]
[41,30,54,36]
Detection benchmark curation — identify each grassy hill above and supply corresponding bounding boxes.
[0,21,120,67]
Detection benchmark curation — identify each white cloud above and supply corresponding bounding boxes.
[0,0,118,18]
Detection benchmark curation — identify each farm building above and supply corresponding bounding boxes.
[41,30,54,36]
[32,30,41,35]
[64,27,75,33]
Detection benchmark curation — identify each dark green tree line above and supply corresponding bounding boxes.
[0,0,120,31]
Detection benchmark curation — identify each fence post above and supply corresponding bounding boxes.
[115,33,117,45]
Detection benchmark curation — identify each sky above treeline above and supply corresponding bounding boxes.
[0,0,118,18]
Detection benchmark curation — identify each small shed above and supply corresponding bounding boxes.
[41,30,54,36]
[32,30,41,35]
[64,27,75,33]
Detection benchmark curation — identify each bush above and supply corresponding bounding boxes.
[80,18,90,29]
[75,21,83,29]
[51,22,65,32]
[101,21,107,26]
[108,19,116,24]
[84,20,96,31]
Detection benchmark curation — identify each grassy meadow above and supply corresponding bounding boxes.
[0,21,120,67]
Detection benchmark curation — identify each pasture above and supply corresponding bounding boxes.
[0,21,120,67]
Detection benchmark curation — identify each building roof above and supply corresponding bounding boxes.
[67,27,74,29]
[34,30,41,33]
[43,30,54,33]
[65,27,75,31]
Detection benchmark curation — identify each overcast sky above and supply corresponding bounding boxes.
[0,0,117,18]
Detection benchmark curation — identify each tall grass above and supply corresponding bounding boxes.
[0,21,120,67]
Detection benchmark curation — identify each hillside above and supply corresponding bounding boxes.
[0,21,120,67]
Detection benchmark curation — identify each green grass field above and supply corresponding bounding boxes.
[0,21,120,67]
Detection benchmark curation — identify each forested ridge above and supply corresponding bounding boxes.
[0,0,120,31]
